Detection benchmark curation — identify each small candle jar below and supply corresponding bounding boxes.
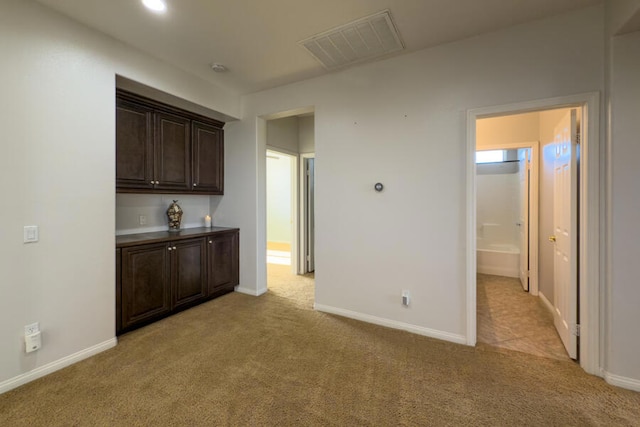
[205,215,212,228]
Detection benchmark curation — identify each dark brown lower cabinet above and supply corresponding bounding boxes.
[116,248,122,333]
[121,242,171,331]
[207,231,239,294]
[116,228,239,334]
[172,238,206,309]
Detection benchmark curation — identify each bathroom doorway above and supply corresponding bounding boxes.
[473,106,583,361]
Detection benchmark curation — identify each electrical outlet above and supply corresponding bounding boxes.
[25,331,41,353]
[402,290,410,307]
[24,322,40,336]
[138,215,147,225]
[23,225,39,243]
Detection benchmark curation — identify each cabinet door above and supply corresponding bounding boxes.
[172,238,207,309]
[154,112,191,191]
[192,121,224,194]
[116,99,154,190]
[116,248,122,334]
[121,242,171,330]
[207,231,239,293]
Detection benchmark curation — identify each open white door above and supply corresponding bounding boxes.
[305,157,315,272]
[551,109,578,360]
[518,148,530,292]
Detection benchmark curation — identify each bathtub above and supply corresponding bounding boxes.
[477,242,520,278]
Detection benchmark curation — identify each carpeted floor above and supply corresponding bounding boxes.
[1,265,639,426]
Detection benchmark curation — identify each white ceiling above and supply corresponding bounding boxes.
[35,0,601,95]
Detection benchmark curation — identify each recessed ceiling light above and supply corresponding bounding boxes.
[210,63,227,73]
[142,0,166,13]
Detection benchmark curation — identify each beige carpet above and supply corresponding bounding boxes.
[477,273,569,360]
[1,266,639,426]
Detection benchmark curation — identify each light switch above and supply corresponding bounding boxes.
[24,226,39,243]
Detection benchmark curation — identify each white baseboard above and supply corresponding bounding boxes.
[0,338,117,395]
[604,371,640,392]
[314,303,467,345]
[235,286,267,296]
[538,291,555,315]
[477,266,519,278]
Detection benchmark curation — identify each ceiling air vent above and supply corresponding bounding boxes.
[299,10,404,71]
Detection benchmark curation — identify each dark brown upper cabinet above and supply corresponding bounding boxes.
[116,98,154,190]
[116,89,225,195]
[192,121,224,194]
[154,111,191,192]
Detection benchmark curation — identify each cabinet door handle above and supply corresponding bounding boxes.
[172,246,177,250]
[193,183,197,187]
[151,181,155,185]
[209,240,212,244]
[155,181,160,184]
[168,247,172,251]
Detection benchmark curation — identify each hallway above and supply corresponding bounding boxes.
[477,274,569,361]
[267,263,315,308]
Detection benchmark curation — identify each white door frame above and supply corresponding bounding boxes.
[476,142,540,296]
[299,153,315,274]
[466,92,601,376]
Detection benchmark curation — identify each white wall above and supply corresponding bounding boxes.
[476,169,520,248]
[218,6,605,343]
[476,112,539,148]
[608,29,640,384]
[116,194,213,235]
[0,0,239,390]
[267,117,299,154]
[608,0,640,34]
[298,116,315,154]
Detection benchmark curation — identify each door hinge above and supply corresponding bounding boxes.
[571,324,581,337]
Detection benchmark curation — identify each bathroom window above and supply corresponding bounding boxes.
[476,150,506,164]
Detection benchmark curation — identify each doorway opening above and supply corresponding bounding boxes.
[475,128,569,360]
[266,149,297,269]
[263,112,316,304]
[467,93,601,376]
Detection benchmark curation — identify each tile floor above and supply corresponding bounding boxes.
[477,273,569,361]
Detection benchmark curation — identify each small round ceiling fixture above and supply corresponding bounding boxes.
[142,0,167,13]
[210,63,227,73]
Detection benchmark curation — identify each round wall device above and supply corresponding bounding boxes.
[374,183,384,192]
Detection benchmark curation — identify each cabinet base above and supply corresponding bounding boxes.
[116,286,234,336]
